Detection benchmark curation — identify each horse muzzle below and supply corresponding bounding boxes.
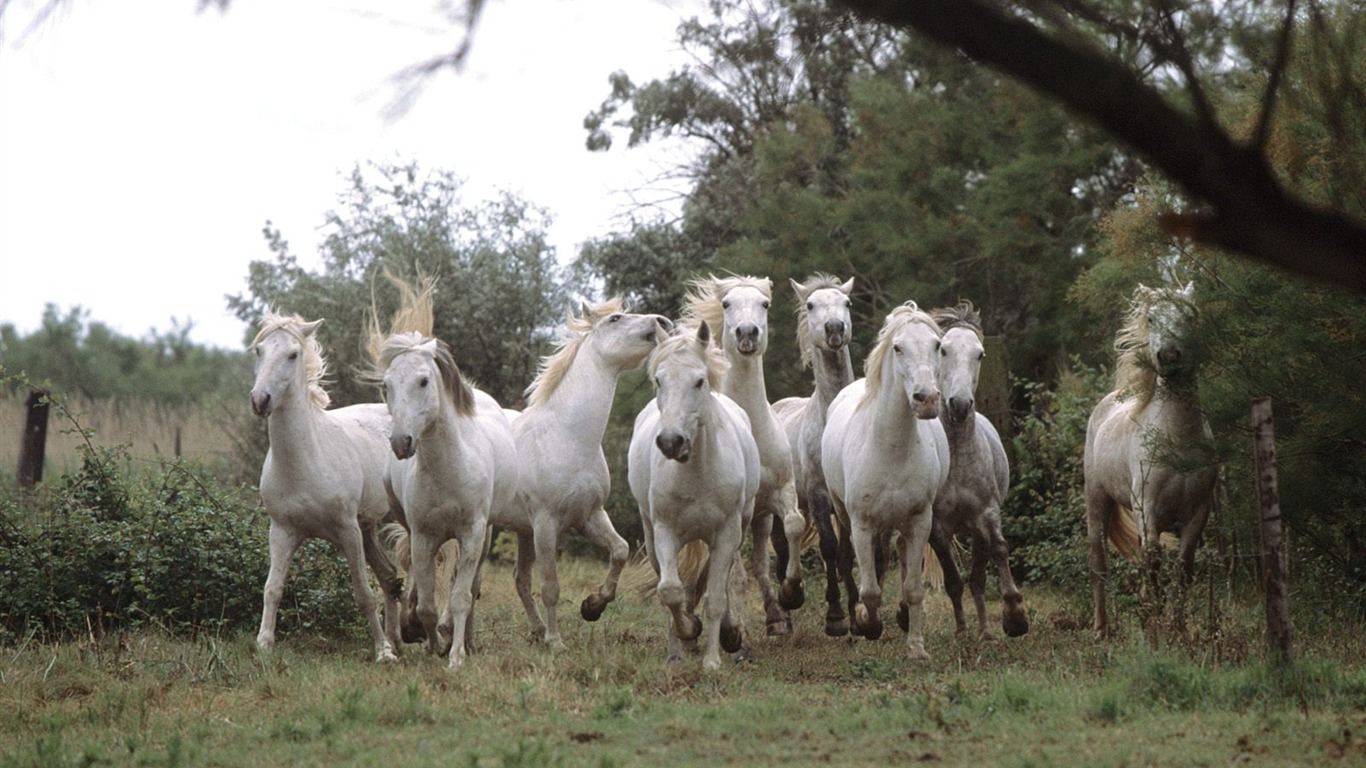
[655,431,692,463]
[734,324,762,355]
[946,396,974,424]
[823,320,848,349]
[250,391,272,417]
[390,434,417,460]
[912,389,941,420]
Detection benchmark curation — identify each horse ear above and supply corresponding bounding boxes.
[840,277,855,295]
[581,301,593,320]
[697,320,712,346]
[789,277,805,298]
[299,319,323,337]
[418,338,439,356]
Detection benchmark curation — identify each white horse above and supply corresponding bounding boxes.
[501,299,674,648]
[372,279,519,670]
[1084,282,1216,639]
[926,301,1028,639]
[683,275,804,637]
[249,313,401,663]
[628,322,759,670]
[772,274,857,637]
[822,302,950,659]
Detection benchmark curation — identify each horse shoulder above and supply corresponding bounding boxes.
[975,412,1010,496]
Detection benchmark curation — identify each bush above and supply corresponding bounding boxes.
[0,445,359,642]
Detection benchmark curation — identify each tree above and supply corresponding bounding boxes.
[227,161,576,409]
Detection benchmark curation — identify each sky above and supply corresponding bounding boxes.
[0,0,701,349]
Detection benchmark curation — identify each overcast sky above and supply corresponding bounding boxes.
[0,0,700,349]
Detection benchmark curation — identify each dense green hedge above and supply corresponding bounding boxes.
[0,446,358,643]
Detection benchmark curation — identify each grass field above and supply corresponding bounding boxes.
[2,556,1363,768]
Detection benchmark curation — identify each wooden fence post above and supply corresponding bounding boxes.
[18,389,50,491]
[1251,396,1292,664]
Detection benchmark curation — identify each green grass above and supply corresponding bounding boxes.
[2,559,1364,767]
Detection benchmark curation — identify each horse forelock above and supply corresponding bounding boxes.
[252,311,331,409]
[860,302,942,408]
[684,275,772,335]
[794,273,846,369]
[648,324,729,391]
[380,332,476,417]
[930,300,983,341]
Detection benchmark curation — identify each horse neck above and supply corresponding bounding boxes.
[723,351,771,415]
[1148,376,1206,435]
[811,345,854,410]
[264,391,329,466]
[413,405,473,473]
[531,347,620,445]
[870,373,925,452]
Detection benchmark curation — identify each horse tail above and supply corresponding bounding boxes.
[921,543,945,592]
[677,540,710,593]
[620,547,658,600]
[1109,504,1142,562]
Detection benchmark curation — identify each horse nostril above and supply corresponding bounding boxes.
[912,391,927,403]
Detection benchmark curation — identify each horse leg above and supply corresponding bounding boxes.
[808,483,848,636]
[704,523,745,671]
[984,509,1028,638]
[578,508,629,622]
[966,536,992,639]
[653,529,697,664]
[338,523,398,663]
[848,518,883,641]
[256,521,303,652]
[1085,491,1114,640]
[533,521,567,650]
[748,502,786,637]
[836,507,860,636]
[897,510,933,660]
[443,526,486,671]
[406,532,445,659]
[775,491,806,612]
[361,522,404,656]
[924,527,966,635]
[513,531,546,641]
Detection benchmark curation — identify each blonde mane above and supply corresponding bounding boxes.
[793,273,846,369]
[648,324,730,390]
[365,272,475,416]
[860,301,942,408]
[1112,284,1186,410]
[683,274,773,335]
[251,311,332,409]
[525,297,626,406]
[930,300,983,341]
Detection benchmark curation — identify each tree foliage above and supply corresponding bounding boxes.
[227,161,576,410]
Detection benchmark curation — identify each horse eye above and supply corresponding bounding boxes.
[694,378,705,389]
[288,351,299,361]
[844,300,852,308]
[722,300,730,310]
[608,314,622,323]
[893,344,902,355]
[419,377,429,388]
[762,301,770,310]
[806,301,814,311]
[939,346,947,356]
[978,351,986,360]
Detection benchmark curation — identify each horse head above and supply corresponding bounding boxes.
[650,322,726,463]
[793,275,855,355]
[1143,282,1199,381]
[938,325,984,423]
[867,302,943,420]
[380,334,470,460]
[249,315,327,417]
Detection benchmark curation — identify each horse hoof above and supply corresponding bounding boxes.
[779,580,805,611]
[824,618,849,637]
[907,644,930,661]
[377,648,399,664]
[401,619,427,644]
[580,595,608,622]
[677,614,703,642]
[766,618,791,637]
[721,624,744,654]
[1004,611,1030,638]
[896,602,910,634]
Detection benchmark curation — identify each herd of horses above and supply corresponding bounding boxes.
[247,273,1216,670]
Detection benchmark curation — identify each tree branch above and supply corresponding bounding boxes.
[837,0,1366,291]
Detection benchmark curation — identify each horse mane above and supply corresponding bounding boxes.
[1112,285,1164,409]
[861,301,943,408]
[793,273,846,369]
[251,311,331,409]
[930,300,983,341]
[648,323,730,390]
[683,274,773,334]
[376,332,476,417]
[525,297,626,406]
[366,271,476,417]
